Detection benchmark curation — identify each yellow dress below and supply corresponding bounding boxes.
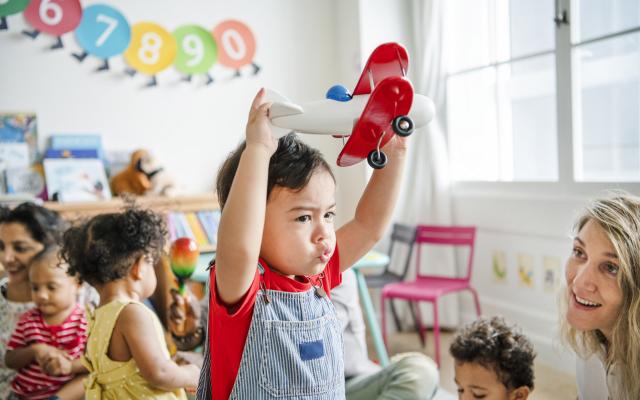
[82,300,188,400]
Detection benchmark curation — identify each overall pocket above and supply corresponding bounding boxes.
[258,314,343,397]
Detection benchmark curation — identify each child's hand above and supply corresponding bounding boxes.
[168,288,200,337]
[183,363,200,392]
[382,133,409,155]
[32,343,63,368]
[43,353,72,376]
[246,88,276,154]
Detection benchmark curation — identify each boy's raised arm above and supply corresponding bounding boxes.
[336,136,407,272]
[215,89,276,304]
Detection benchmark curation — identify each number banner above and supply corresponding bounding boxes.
[75,4,130,59]
[23,0,82,35]
[0,0,29,18]
[124,22,177,75]
[213,19,256,69]
[173,25,217,75]
[4,3,260,85]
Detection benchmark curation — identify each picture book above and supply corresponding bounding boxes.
[0,113,38,168]
[43,158,111,202]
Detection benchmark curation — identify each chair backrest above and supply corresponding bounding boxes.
[415,225,476,281]
[385,223,418,279]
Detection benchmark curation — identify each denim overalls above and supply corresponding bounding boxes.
[197,265,345,399]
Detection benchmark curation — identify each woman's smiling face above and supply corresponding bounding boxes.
[565,219,623,340]
[0,222,45,285]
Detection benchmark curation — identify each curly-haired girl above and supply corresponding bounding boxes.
[450,316,536,400]
[60,208,199,399]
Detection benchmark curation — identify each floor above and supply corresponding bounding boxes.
[375,330,578,399]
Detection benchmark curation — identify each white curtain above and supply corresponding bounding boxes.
[389,0,459,329]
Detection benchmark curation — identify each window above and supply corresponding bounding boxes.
[445,0,640,183]
[573,0,640,181]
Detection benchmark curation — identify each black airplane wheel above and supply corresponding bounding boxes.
[367,150,387,169]
[392,115,414,137]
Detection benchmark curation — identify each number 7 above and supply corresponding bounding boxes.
[95,14,118,47]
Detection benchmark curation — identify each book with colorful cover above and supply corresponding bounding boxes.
[0,113,38,171]
[185,212,210,248]
[176,212,196,241]
[168,212,186,239]
[49,134,104,160]
[43,158,111,202]
[197,210,220,245]
[44,149,100,159]
[167,212,177,242]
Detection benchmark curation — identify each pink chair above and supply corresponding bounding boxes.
[380,225,481,366]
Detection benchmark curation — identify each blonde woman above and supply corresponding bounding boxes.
[560,193,640,399]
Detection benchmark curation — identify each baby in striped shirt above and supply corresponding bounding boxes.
[4,246,88,400]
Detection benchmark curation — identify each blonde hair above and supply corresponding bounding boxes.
[559,192,640,399]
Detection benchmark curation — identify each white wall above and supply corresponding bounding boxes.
[453,189,591,373]
[0,0,346,194]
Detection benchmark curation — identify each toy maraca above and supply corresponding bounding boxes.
[169,237,199,295]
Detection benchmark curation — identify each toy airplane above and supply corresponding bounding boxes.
[268,42,435,169]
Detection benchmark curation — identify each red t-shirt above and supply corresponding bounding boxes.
[7,304,88,399]
[208,247,342,399]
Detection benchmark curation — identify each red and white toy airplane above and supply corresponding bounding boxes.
[268,42,435,169]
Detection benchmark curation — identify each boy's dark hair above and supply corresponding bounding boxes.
[450,316,536,390]
[60,207,166,286]
[0,202,67,247]
[216,133,335,209]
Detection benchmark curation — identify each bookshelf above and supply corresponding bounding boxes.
[44,194,220,253]
[44,195,218,312]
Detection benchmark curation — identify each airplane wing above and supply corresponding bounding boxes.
[352,42,409,96]
[338,76,413,166]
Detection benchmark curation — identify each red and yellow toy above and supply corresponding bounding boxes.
[169,237,199,295]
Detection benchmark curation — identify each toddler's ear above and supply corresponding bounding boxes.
[509,386,530,400]
[131,255,146,281]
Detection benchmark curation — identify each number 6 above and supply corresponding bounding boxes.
[39,0,63,26]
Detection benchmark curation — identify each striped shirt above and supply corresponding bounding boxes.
[7,304,88,399]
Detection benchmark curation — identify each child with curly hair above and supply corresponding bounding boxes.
[5,246,88,400]
[60,208,199,399]
[450,317,536,400]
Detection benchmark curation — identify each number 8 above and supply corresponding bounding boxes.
[139,32,162,65]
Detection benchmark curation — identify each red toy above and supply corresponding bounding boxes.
[268,42,435,169]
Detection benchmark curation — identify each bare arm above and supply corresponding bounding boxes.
[215,89,276,304]
[120,303,199,391]
[5,343,61,371]
[336,136,408,272]
[5,347,37,370]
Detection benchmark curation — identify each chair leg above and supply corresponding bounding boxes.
[390,299,402,332]
[411,301,426,347]
[433,300,440,367]
[381,294,387,347]
[470,288,482,317]
[407,301,423,346]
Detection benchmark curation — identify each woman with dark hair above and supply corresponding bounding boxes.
[0,203,75,398]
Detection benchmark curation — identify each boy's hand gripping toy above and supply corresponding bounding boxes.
[267,42,435,169]
[169,237,199,295]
